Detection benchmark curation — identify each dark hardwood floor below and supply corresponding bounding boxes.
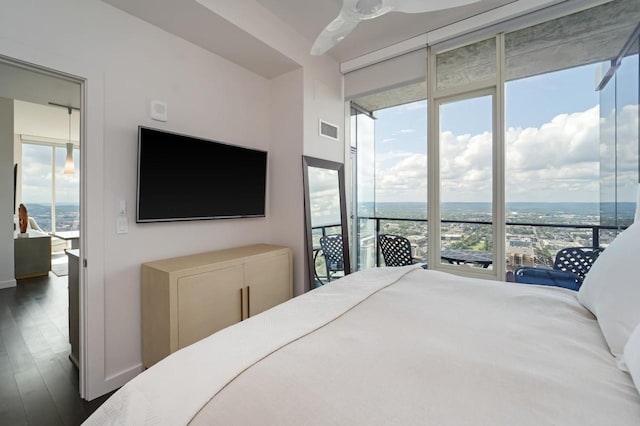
[0,273,113,425]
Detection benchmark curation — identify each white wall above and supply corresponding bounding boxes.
[269,69,306,294]
[0,0,344,398]
[0,97,15,289]
[197,0,346,164]
[199,0,346,292]
[303,71,345,163]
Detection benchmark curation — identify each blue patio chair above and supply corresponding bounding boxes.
[514,246,603,291]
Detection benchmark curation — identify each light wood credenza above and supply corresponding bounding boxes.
[141,244,293,368]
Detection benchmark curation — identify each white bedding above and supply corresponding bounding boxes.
[85,266,640,425]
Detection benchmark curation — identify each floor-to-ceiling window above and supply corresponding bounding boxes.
[439,94,494,268]
[431,34,503,277]
[21,141,79,235]
[348,0,640,279]
[503,1,639,273]
[599,29,639,234]
[352,98,428,268]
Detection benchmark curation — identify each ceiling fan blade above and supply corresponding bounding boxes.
[311,10,361,56]
[386,0,481,14]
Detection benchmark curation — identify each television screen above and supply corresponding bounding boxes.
[136,127,267,222]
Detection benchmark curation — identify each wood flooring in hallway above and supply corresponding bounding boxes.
[0,273,112,425]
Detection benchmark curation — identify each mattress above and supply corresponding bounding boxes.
[85,266,640,425]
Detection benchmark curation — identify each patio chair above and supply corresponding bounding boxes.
[514,246,603,291]
[319,234,345,282]
[378,234,426,267]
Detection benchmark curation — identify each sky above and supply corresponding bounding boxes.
[21,143,80,204]
[365,58,639,204]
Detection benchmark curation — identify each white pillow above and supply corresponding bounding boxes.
[624,323,640,395]
[577,220,640,358]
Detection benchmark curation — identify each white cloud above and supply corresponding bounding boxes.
[373,103,638,203]
[308,168,341,226]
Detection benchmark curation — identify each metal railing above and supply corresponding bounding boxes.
[311,223,342,238]
[358,216,624,268]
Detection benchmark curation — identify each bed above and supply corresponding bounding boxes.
[86,255,640,425]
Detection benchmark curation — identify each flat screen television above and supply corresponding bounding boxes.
[136,126,267,223]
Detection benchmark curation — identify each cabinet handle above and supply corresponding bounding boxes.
[240,287,244,320]
[247,286,251,318]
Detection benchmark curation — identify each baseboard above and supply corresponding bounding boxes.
[86,363,143,401]
[0,278,17,289]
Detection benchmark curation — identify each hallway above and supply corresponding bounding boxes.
[0,273,110,425]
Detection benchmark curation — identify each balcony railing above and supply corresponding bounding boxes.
[357,216,624,268]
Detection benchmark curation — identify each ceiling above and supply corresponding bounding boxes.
[101,0,525,77]
[255,0,518,62]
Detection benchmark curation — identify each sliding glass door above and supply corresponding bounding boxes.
[437,92,496,273]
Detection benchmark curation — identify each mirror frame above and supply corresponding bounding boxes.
[302,156,351,291]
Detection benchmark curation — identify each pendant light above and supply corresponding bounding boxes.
[63,107,75,174]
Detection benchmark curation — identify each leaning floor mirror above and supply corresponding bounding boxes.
[302,156,351,290]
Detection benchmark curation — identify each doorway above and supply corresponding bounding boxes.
[0,57,84,411]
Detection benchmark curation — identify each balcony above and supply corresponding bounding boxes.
[354,216,623,273]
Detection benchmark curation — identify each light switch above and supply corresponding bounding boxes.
[117,199,128,234]
[117,216,128,234]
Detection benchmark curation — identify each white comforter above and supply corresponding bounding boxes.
[85,266,640,425]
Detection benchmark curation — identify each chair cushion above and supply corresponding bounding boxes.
[578,221,640,359]
[624,323,640,394]
[515,267,581,290]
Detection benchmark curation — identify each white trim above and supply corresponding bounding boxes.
[339,0,613,73]
[427,46,439,272]
[51,144,56,233]
[0,39,107,401]
[340,34,427,74]
[0,278,17,289]
[494,33,506,281]
[432,86,500,280]
[104,363,143,386]
[433,78,497,102]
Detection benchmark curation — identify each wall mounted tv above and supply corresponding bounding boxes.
[136,126,267,223]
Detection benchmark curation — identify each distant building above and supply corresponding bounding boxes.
[506,238,536,269]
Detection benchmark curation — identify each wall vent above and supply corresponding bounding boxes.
[319,119,339,141]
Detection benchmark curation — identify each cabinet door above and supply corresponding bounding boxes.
[245,253,291,318]
[177,265,244,349]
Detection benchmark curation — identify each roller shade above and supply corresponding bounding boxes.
[344,48,427,101]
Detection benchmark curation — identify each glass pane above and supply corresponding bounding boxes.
[374,100,428,221]
[356,112,376,269]
[600,62,617,227]
[21,144,52,232]
[55,146,80,231]
[378,219,428,266]
[505,64,601,272]
[440,95,493,268]
[357,218,376,269]
[436,38,496,91]
[616,50,639,228]
[356,113,375,218]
